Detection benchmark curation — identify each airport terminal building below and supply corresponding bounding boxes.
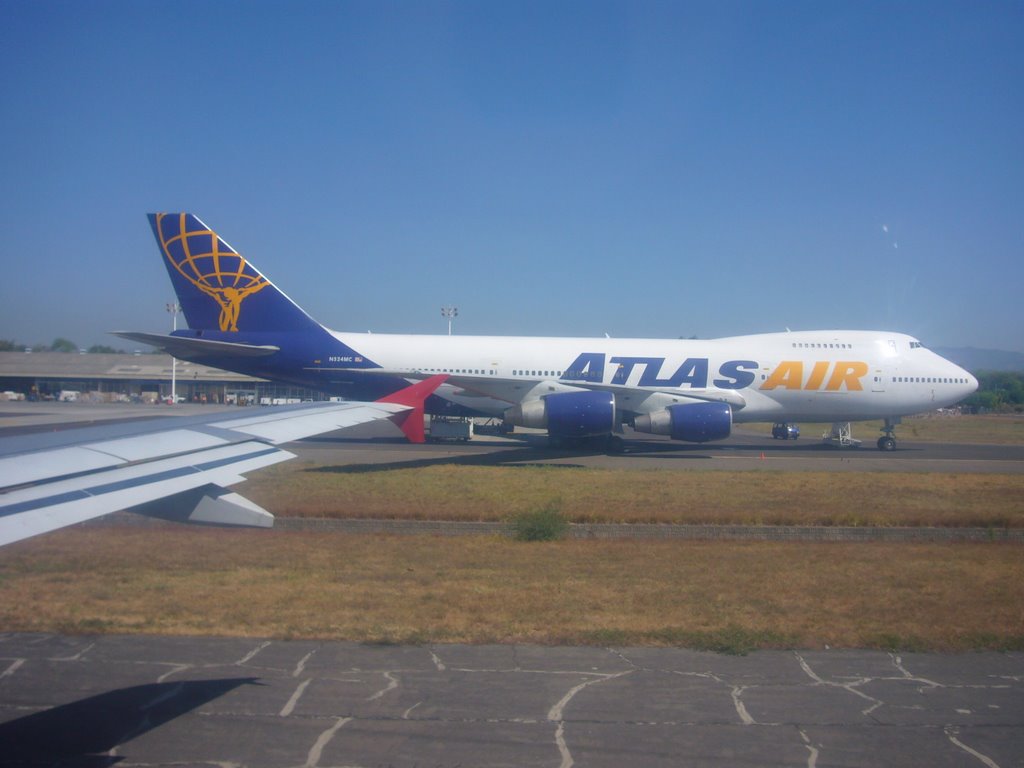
[0,351,321,404]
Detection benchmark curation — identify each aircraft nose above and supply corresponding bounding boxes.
[954,365,979,399]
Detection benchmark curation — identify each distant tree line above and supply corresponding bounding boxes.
[0,338,131,354]
[963,371,1024,413]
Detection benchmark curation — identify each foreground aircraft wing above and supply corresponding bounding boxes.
[0,375,446,547]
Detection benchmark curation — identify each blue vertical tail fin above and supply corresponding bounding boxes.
[148,213,322,334]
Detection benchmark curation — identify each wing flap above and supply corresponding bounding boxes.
[85,429,230,462]
[211,401,407,444]
[0,447,123,489]
[127,484,275,528]
[0,429,231,491]
[189,489,274,527]
[0,442,291,546]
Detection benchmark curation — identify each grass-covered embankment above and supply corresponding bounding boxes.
[2,528,1021,653]
[243,465,1024,528]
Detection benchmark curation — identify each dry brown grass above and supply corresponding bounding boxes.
[242,465,1024,528]
[1,527,1021,652]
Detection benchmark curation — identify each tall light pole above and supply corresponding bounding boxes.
[441,305,458,336]
[166,302,180,404]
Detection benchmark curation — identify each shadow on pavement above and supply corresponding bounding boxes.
[0,677,260,767]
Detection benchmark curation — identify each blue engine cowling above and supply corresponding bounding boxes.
[632,402,732,442]
[506,390,615,438]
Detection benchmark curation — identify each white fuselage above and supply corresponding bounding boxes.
[328,329,977,423]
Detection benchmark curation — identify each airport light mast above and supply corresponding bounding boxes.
[166,302,180,404]
[441,304,458,336]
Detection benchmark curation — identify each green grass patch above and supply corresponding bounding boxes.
[628,626,795,655]
[862,633,931,654]
[575,626,793,655]
[510,501,570,541]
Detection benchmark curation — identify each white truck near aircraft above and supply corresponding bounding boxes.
[427,416,474,442]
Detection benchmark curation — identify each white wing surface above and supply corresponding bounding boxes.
[0,375,446,547]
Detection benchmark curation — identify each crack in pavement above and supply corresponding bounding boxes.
[548,670,632,768]
[945,726,1002,768]
[299,716,352,768]
[795,650,885,717]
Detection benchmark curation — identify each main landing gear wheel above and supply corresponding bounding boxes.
[877,417,901,452]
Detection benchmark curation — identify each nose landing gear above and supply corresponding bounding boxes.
[825,417,902,451]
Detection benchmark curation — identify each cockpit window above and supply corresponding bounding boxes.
[909,341,925,349]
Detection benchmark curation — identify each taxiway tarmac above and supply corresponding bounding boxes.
[1,633,1022,768]
[2,401,1021,473]
[297,420,1024,474]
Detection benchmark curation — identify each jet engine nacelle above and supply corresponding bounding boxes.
[506,390,615,438]
[633,401,732,443]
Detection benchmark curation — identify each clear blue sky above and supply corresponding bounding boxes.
[1,0,1021,351]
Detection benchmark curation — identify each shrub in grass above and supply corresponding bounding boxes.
[511,502,569,542]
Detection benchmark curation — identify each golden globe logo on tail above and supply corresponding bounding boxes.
[153,212,269,332]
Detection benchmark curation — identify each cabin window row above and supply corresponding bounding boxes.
[791,342,852,349]
[892,377,970,384]
[422,369,496,375]
[512,370,564,377]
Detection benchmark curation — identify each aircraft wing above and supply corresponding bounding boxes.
[404,373,747,415]
[0,376,446,547]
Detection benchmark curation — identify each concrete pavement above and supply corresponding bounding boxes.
[1,633,1022,767]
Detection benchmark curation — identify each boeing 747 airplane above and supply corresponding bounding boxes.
[117,213,978,452]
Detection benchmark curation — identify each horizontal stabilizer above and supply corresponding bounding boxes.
[111,331,279,359]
